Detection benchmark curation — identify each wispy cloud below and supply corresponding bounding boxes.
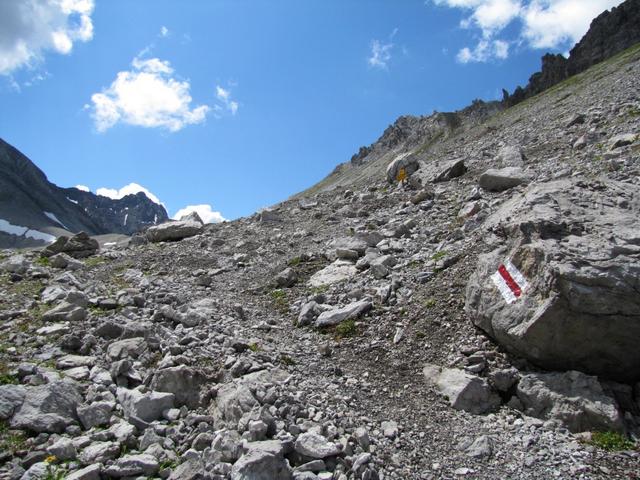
[368,28,398,70]
[159,26,169,38]
[0,0,95,76]
[432,0,624,63]
[215,85,239,115]
[89,56,210,132]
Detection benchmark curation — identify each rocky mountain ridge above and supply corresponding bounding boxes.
[503,0,640,105]
[0,138,168,249]
[302,0,640,197]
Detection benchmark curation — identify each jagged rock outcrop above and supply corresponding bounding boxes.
[504,0,640,106]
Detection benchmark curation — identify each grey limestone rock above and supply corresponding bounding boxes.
[432,158,466,182]
[466,178,640,382]
[9,380,81,433]
[315,300,372,328]
[150,365,209,409]
[231,449,293,480]
[103,453,160,477]
[42,301,87,322]
[423,364,500,414]
[478,167,531,192]
[386,152,420,183]
[42,232,99,259]
[517,371,624,433]
[146,219,203,242]
[116,387,175,423]
[294,432,342,459]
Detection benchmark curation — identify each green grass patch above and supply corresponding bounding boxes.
[279,354,296,366]
[0,420,27,453]
[309,284,329,295]
[9,279,44,299]
[84,256,107,267]
[34,256,51,267]
[248,342,260,352]
[335,319,357,339]
[288,256,303,267]
[269,289,289,313]
[423,298,436,308]
[589,431,635,452]
[431,250,448,262]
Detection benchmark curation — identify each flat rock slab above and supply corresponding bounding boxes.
[517,370,623,433]
[424,364,500,414]
[295,432,341,459]
[315,300,372,328]
[146,219,203,242]
[308,260,357,287]
[478,167,531,191]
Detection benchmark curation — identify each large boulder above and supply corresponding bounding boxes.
[145,219,203,242]
[42,232,99,258]
[210,369,288,428]
[308,260,357,287]
[116,387,174,423]
[516,371,624,433]
[478,167,531,191]
[231,449,293,480]
[466,178,640,382]
[386,152,420,183]
[432,158,466,182]
[150,366,209,408]
[9,380,82,433]
[423,364,500,414]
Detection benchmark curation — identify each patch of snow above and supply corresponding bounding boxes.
[25,229,56,243]
[44,212,68,230]
[66,197,79,205]
[154,214,158,224]
[0,218,55,243]
[75,185,90,192]
[0,219,27,236]
[123,213,128,226]
[104,242,116,246]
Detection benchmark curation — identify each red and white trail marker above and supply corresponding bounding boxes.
[491,260,528,304]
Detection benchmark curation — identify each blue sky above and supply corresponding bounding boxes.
[0,0,623,221]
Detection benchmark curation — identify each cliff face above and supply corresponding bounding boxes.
[504,0,640,106]
[567,0,640,75]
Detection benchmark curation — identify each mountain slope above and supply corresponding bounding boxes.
[298,0,640,197]
[0,138,168,248]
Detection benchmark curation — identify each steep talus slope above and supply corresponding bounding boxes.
[0,42,638,479]
[0,139,168,248]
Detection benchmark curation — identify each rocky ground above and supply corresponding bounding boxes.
[0,44,639,480]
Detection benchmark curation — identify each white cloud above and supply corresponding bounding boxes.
[90,56,210,132]
[160,26,169,38]
[456,39,510,62]
[521,0,622,48]
[0,0,95,75]
[75,184,90,192]
[432,0,624,62]
[215,85,239,115]
[173,204,226,223]
[368,39,394,69]
[96,183,164,205]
